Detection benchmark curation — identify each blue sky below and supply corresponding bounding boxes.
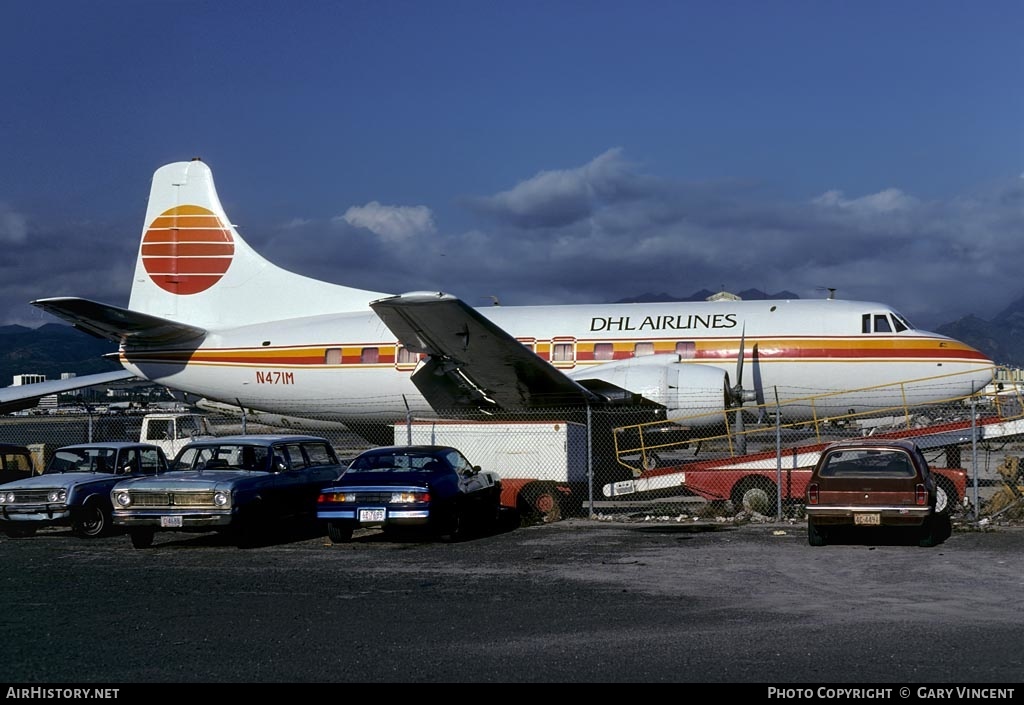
[2,0,1022,331]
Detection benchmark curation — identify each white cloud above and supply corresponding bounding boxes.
[467,148,647,228]
[0,204,28,244]
[337,202,435,241]
[812,188,919,213]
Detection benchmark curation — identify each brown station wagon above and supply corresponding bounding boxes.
[804,438,952,547]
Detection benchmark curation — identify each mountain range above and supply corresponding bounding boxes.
[1,290,1021,389]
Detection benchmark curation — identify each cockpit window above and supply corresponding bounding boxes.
[862,312,912,334]
[891,312,913,331]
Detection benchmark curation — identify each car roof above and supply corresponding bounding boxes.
[56,442,164,451]
[356,445,460,455]
[0,443,30,453]
[822,438,920,451]
[181,434,331,446]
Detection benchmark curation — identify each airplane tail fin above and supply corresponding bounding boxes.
[128,158,390,328]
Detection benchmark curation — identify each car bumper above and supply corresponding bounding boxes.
[113,509,234,529]
[318,507,431,527]
[0,505,72,525]
[805,505,931,526]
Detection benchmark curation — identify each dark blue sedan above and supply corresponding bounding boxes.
[316,445,503,542]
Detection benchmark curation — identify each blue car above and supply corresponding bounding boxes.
[111,435,345,548]
[317,445,503,542]
[0,442,169,538]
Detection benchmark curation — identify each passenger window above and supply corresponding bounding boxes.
[140,449,163,473]
[120,450,138,474]
[552,343,574,362]
[325,348,342,365]
[283,444,309,469]
[361,347,379,364]
[594,343,614,360]
[634,342,654,357]
[396,346,418,364]
[303,443,335,466]
[675,341,696,359]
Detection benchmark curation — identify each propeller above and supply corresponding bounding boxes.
[728,325,766,454]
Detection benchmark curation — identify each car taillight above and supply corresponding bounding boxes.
[807,483,819,505]
[915,484,927,506]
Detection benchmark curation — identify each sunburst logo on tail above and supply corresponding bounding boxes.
[141,205,235,294]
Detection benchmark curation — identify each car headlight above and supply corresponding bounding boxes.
[0,492,13,503]
[213,491,230,507]
[114,491,132,508]
[47,489,67,503]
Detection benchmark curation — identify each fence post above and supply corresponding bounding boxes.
[586,404,594,518]
[971,394,979,520]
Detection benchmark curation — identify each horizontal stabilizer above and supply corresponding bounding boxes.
[31,297,207,345]
[0,370,137,414]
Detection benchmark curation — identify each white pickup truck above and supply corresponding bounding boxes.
[138,413,216,458]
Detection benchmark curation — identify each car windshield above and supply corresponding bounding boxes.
[818,449,915,478]
[348,453,448,473]
[173,445,270,471]
[44,448,118,474]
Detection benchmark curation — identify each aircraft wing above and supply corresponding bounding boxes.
[0,370,138,414]
[31,297,207,345]
[370,292,602,412]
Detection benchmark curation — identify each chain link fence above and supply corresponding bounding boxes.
[3,382,1024,528]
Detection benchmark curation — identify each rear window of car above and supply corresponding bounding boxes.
[349,453,448,473]
[817,450,916,478]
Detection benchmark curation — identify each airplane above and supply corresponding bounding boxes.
[0,158,996,466]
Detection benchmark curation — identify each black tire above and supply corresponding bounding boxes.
[519,483,562,524]
[234,502,267,548]
[72,500,111,538]
[919,510,951,547]
[327,522,353,543]
[440,511,466,543]
[3,526,37,538]
[129,529,155,549]
[731,477,778,516]
[807,520,827,547]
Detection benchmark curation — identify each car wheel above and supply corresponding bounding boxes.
[129,529,155,549]
[72,500,111,538]
[934,477,958,514]
[519,483,562,524]
[642,453,660,471]
[3,526,37,538]
[807,520,827,547]
[919,510,951,547]
[233,502,267,548]
[441,512,466,543]
[327,522,353,543]
[731,477,777,516]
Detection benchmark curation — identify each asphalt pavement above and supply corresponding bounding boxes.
[1,516,1022,685]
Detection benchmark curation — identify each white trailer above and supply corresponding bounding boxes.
[393,419,589,522]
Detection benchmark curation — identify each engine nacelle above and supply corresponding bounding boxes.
[568,354,731,426]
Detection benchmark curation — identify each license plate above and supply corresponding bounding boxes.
[160,515,183,528]
[358,508,386,523]
[854,513,880,526]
